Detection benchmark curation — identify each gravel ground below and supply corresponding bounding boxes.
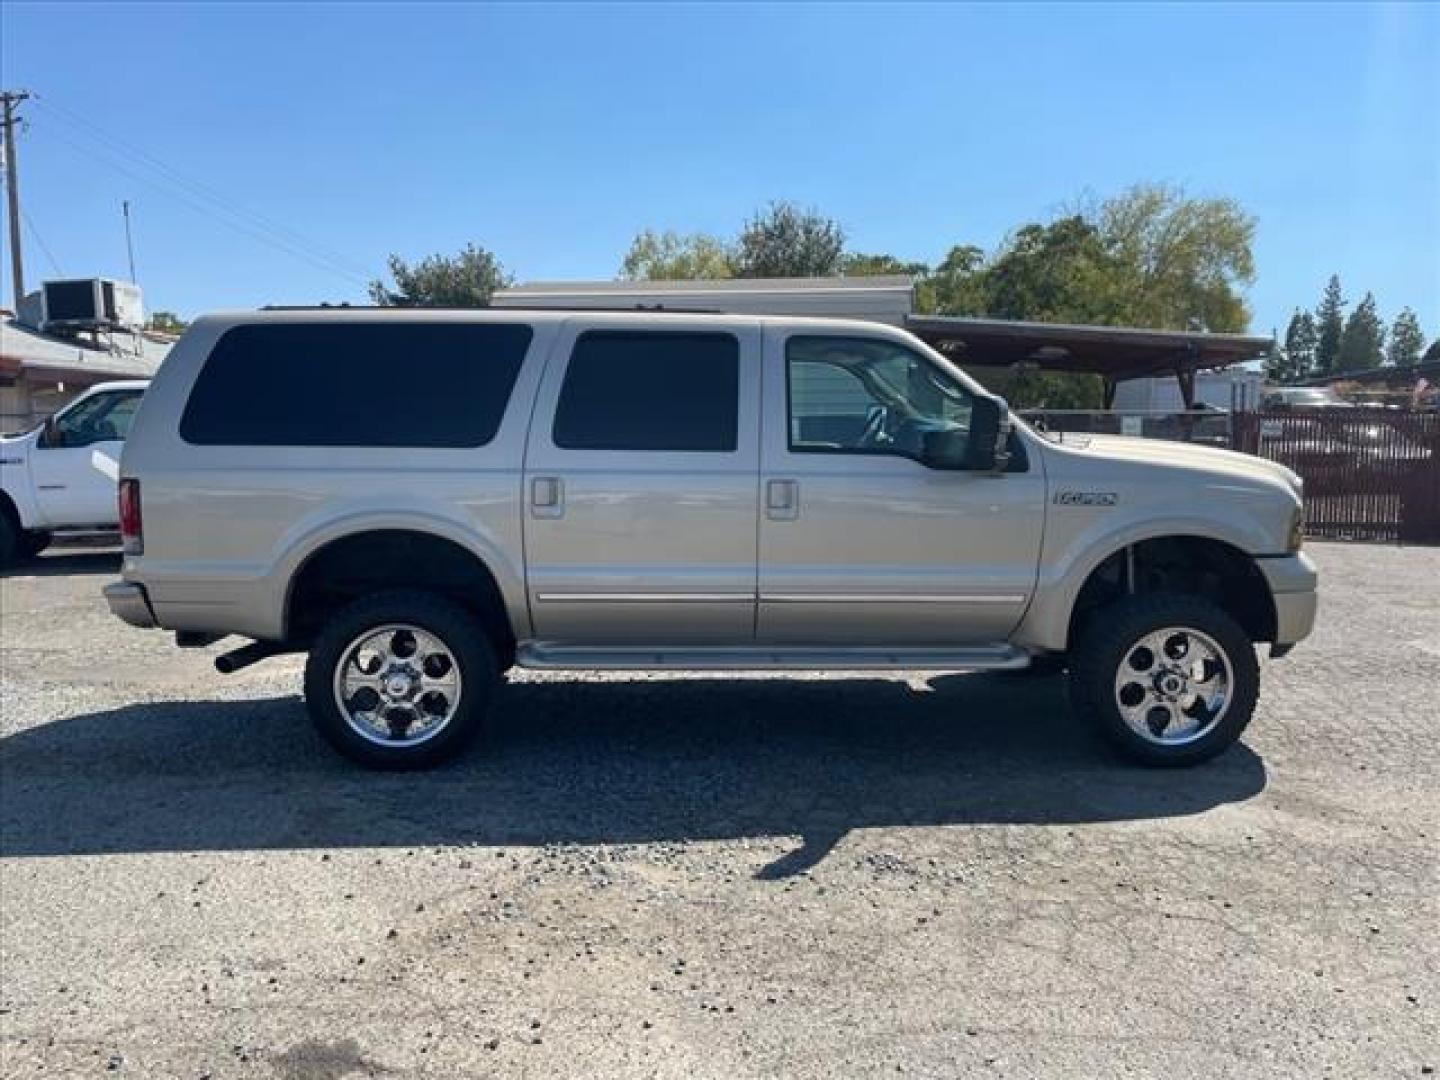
[1,542,1436,1079]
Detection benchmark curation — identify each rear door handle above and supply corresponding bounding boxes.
[531,476,564,519]
[766,479,799,521]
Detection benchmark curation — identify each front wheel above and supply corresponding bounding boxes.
[1068,594,1259,766]
[0,512,20,568]
[303,590,499,769]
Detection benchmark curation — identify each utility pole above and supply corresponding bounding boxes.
[2,89,32,307]
[122,200,137,283]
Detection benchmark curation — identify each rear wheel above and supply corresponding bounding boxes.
[303,590,499,769]
[18,530,51,559]
[1069,593,1259,766]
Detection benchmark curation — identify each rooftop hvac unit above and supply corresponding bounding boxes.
[41,278,145,333]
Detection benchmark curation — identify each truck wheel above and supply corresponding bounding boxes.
[1069,594,1259,766]
[19,530,51,559]
[1000,653,1068,678]
[0,512,21,568]
[303,590,499,769]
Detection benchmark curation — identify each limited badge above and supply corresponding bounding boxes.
[1054,491,1119,506]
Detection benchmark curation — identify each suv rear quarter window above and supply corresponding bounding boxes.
[180,321,533,447]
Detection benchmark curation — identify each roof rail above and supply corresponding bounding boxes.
[258,303,727,314]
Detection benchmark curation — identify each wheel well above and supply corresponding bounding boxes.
[287,530,515,663]
[0,490,20,528]
[1067,536,1277,648]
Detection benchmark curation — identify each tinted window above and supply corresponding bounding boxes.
[180,322,532,447]
[52,390,144,447]
[552,331,739,452]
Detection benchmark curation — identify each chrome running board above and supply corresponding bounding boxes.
[515,643,1031,672]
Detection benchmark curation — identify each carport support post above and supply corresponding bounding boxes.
[1176,368,1196,408]
[1102,377,1117,410]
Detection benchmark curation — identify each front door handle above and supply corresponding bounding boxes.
[766,479,799,521]
[531,476,564,519]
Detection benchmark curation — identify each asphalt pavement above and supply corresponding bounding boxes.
[1,542,1435,1078]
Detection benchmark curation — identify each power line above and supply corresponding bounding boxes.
[36,121,374,287]
[32,95,378,282]
[19,206,62,276]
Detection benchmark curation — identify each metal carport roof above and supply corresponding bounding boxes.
[904,315,1272,406]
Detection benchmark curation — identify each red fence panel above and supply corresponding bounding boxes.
[1232,409,1440,543]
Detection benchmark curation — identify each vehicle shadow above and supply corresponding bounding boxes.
[0,549,122,578]
[0,672,1266,877]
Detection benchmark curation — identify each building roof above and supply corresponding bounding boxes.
[493,277,917,326]
[0,318,171,383]
[1294,358,1440,388]
[903,315,1273,381]
[498,275,915,296]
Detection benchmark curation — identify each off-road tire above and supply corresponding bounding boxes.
[1000,654,1068,678]
[303,590,499,769]
[1069,593,1259,766]
[0,509,20,568]
[18,530,51,559]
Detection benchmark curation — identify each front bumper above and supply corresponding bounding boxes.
[103,581,158,629]
[1256,551,1319,647]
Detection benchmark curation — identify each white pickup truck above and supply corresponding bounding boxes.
[0,380,148,566]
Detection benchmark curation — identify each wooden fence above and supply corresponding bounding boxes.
[1231,409,1440,543]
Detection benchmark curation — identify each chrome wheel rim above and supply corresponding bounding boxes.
[1113,626,1233,746]
[332,624,462,747]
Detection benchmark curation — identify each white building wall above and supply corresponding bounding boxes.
[1111,369,1263,412]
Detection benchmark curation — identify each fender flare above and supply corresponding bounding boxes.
[1016,518,1271,652]
[273,508,530,641]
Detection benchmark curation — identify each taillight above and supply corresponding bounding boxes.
[118,478,143,555]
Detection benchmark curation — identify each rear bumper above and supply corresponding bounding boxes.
[103,581,158,629]
[1256,551,1319,647]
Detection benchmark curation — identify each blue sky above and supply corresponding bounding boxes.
[3,2,1437,340]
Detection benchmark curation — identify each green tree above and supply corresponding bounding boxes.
[619,229,734,280]
[983,216,1124,325]
[919,244,987,315]
[1336,292,1385,371]
[734,201,846,278]
[368,244,509,307]
[1094,183,1256,331]
[918,185,1257,332]
[1314,275,1346,374]
[1270,309,1318,382]
[1387,307,1426,367]
[840,253,929,277]
[146,311,189,334]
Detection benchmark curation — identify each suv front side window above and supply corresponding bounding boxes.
[786,336,973,462]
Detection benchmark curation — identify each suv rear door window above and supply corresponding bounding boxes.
[551,331,739,452]
[180,321,533,447]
